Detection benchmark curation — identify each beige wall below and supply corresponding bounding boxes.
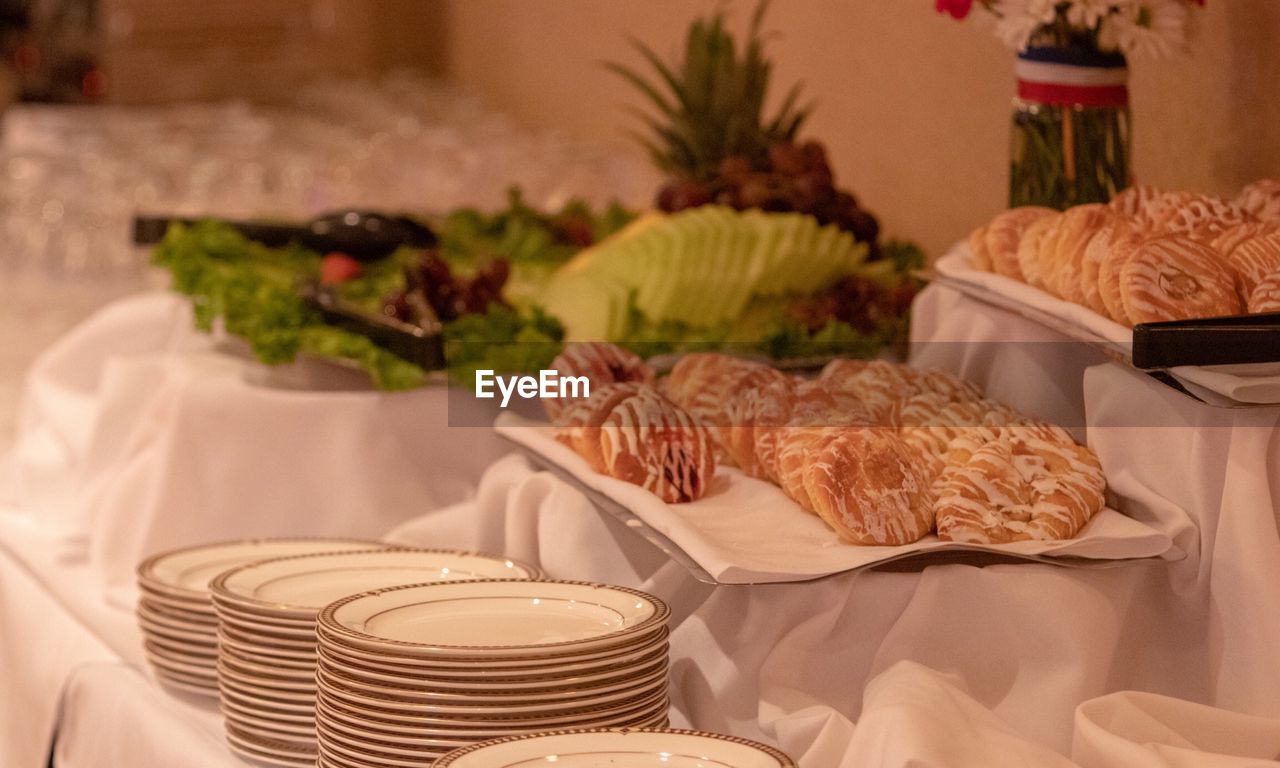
[433,0,1280,257]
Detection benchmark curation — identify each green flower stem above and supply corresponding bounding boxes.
[1010,99,1131,210]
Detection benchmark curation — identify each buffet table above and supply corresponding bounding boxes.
[5,283,1280,767]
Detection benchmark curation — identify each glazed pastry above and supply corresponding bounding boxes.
[720,377,795,478]
[543,343,655,420]
[968,225,992,271]
[1223,230,1280,299]
[1119,235,1242,323]
[1015,213,1061,290]
[984,206,1055,280]
[1047,204,1112,303]
[934,424,1106,544]
[1097,232,1141,325]
[756,383,875,485]
[1080,220,1136,317]
[553,382,650,472]
[598,387,716,504]
[1249,271,1280,313]
[663,353,790,434]
[803,428,935,545]
[1211,221,1277,260]
[819,359,980,423]
[1144,191,1253,239]
[1109,184,1163,224]
[891,392,1023,478]
[556,382,714,503]
[1236,179,1280,225]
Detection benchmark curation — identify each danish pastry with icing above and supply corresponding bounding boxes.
[1119,235,1241,324]
[934,424,1105,544]
[543,342,654,420]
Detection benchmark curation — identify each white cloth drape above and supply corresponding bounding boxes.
[4,287,1280,767]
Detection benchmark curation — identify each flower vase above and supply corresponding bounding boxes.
[1010,46,1131,210]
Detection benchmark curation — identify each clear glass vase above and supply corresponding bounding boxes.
[1010,47,1131,210]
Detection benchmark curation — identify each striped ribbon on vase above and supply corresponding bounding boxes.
[1015,46,1128,182]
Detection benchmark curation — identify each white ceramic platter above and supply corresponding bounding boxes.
[320,580,667,658]
[434,728,798,767]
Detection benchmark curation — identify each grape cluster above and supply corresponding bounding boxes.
[786,274,920,336]
[383,251,510,324]
[656,140,881,255]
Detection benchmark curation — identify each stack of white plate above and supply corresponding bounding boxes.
[135,538,381,696]
[432,727,798,767]
[208,549,539,767]
[313,580,672,768]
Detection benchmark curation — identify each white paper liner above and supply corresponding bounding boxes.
[495,413,1175,585]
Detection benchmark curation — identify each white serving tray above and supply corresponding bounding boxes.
[931,243,1280,407]
[495,413,1177,586]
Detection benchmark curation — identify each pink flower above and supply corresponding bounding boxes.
[936,0,974,19]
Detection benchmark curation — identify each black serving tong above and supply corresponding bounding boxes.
[298,283,445,371]
[1132,312,1280,369]
[133,210,436,261]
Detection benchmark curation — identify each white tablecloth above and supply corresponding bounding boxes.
[4,288,1280,767]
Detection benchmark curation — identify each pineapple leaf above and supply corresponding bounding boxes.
[602,62,680,121]
[628,38,691,112]
[605,0,811,179]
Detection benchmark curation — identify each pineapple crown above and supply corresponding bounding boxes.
[606,0,813,181]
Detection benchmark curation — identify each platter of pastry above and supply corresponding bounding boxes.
[494,345,1174,584]
[933,178,1280,405]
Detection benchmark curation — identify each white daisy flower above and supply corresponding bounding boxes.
[1065,0,1116,29]
[993,0,1060,50]
[1099,0,1189,58]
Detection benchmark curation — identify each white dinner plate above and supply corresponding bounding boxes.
[220,640,320,670]
[316,674,670,718]
[137,598,218,627]
[314,696,669,740]
[217,631,316,663]
[137,613,217,644]
[315,646,667,691]
[214,609,317,640]
[212,601,318,628]
[138,539,384,598]
[314,659,668,704]
[318,737,449,768]
[222,709,316,740]
[224,724,316,768]
[156,672,219,697]
[219,652,317,680]
[316,720,469,756]
[316,627,669,675]
[137,584,214,613]
[144,646,217,677]
[218,661,318,694]
[219,675,315,706]
[434,728,798,767]
[141,631,218,659]
[220,695,316,726]
[217,623,318,652]
[212,549,539,617]
[314,684,669,728]
[320,580,668,659]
